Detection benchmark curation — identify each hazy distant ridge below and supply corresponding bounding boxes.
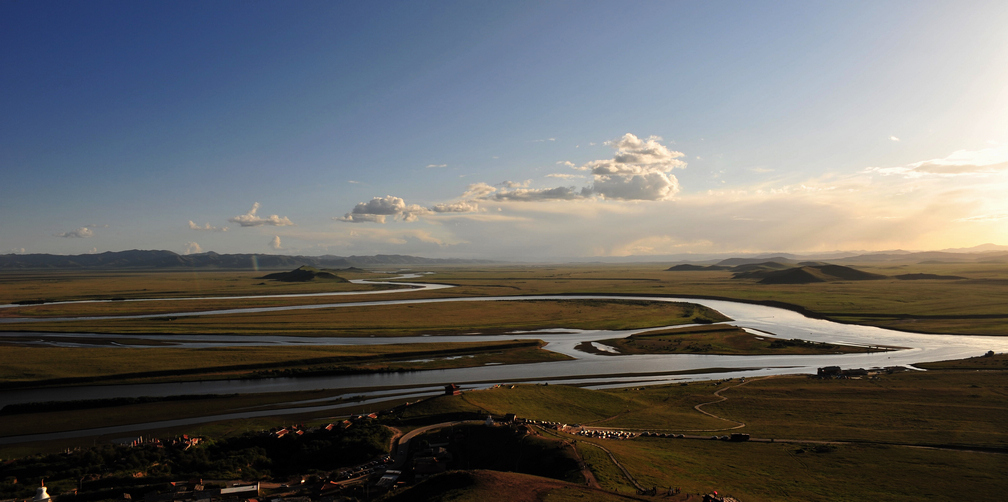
[0,250,493,270]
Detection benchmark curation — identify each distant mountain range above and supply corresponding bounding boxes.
[0,250,494,270]
[668,259,973,284]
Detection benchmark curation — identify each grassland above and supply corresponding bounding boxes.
[391,365,1008,501]
[0,340,570,387]
[4,261,1008,336]
[0,269,391,304]
[386,470,641,502]
[589,324,879,356]
[5,299,728,336]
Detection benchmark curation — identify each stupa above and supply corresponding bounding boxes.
[34,480,51,502]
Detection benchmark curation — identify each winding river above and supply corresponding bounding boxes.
[2,275,1006,444]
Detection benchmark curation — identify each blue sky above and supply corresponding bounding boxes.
[3,1,1007,259]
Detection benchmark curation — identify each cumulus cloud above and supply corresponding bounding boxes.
[461,134,686,203]
[56,227,93,238]
[338,194,482,223]
[491,186,589,201]
[579,133,686,200]
[867,145,1008,178]
[188,221,228,232]
[432,201,480,213]
[269,235,282,250]
[184,242,202,255]
[337,212,389,223]
[229,202,294,227]
[499,179,532,189]
[462,183,497,199]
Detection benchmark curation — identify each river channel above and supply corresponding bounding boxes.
[2,276,1006,444]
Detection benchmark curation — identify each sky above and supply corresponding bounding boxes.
[2,1,1008,260]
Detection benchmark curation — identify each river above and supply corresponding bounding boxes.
[2,277,1006,444]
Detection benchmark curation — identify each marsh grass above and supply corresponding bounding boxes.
[8,299,721,336]
[0,341,570,386]
[595,324,874,355]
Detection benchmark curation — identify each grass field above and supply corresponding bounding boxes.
[0,340,570,387]
[4,299,728,336]
[392,365,1008,501]
[0,269,393,304]
[591,324,879,356]
[4,261,1007,335]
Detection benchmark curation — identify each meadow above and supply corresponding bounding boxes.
[4,260,1007,335]
[391,365,1008,501]
[0,340,570,388]
[592,324,878,355]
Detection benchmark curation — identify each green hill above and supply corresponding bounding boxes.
[733,264,887,284]
[260,265,348,282]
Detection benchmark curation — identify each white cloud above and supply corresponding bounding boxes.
[88,247,98,254]
[348,180,360,184]
[498,179,532,189]
[229,202,294,227]
[556,161,576,167]
[491,186,589,201]
[188,221,228,232]
[867,145,1008,177]
[432,201,480,213]
[580,133,686,200]
[338,194,483,223]
[426,164,448,168]
[546,173,584,179]
[336,213,387,223]
[456,133,687,205]
[890,136,901,142]
[56,227,93,238]
[462,183,497,199]
[184,242,202,255]
[8,247,26,254]
[269,235,282,250]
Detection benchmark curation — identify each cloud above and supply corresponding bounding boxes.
[184,242,202,255]
[8,248,26,254]
[337,213,388,223]
[269,235,282,250]
[229,202,294,227]
[867,145,1008,178]
[462,183,497,199]
[188,221,229,232]
[56,227,92,238]
[890,136,900,142]
[532,138,557,143]
[426,164,448,168]
[338,194,482,223]
[956,213,1008,222]
[580,133,686,200]
[348,180,360,184]
[88,247,98,254]
[546,173,584,179]
[491,186,589,201]
[498,179,532,189]
[556,161,576,167]
[431,201,480,213]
